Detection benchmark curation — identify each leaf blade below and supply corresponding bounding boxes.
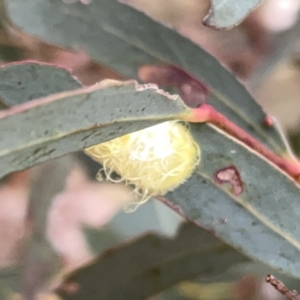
[0,61,82,106]
[164,123,300,278]
[56,222,247,300]
[5,0,288,154]
[203,0,263,29]
[0,63,189,178]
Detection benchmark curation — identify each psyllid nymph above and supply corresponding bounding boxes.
[85,121,200,210]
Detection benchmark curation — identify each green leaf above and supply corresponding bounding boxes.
[21,157,75,298]
[203,0,263,29]
[201,261,300,289]
[0,61,80,108]
[83,200,182,253]
[0,2,24,63]
[56,222,247,300]
[162,123,300,278]
[0,17,299,292]
[5,0,288,155]
[0,63,190,178]
[0,62,82,106]
[1,62,300,280]
[83,226,122,255]
[0,45,22,63]
[250,20,300,90]
[0,266,22,293]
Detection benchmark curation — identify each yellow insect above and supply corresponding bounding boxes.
[84,121,200,211]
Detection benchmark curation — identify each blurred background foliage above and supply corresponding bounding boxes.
[1,0,300,299]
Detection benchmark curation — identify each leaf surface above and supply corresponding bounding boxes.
[0,62,82,106]
[203,0,263,29]
[5,0,288,154]
[0,63,189,178]
[56,222,247,300]
[163,123,300,278]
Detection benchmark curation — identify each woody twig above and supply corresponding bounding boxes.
[266,274,300,300]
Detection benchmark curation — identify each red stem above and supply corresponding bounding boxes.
[187,104,300,184]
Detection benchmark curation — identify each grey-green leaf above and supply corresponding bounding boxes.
[1,61,300,280]
[0,62,82,106]
[163,123,300,278]
[56,222,247,300]
[0,69,189,179]
[0,266,22,293]
[5,0,288,155]
[3,0,300,291]
[203,0,263,29]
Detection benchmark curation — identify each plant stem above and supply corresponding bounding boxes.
[185,104,300,184]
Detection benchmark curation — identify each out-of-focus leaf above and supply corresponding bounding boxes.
[83,226,122,255]
[0,266,22,292]
[250,19,300,91]
[151,281,234,300]
[0,44,21,62]
[162,123,300,278]
[0,62,190,179]
[21,158,74,299]
[56,222,247,300]
[5,0,288,155]
[177,281,233,300]
[0,1,23,62]
[289,131,300,156]
[83,200,183,255]
[0,62,82,106]
[1,13,300,288]
[1,61,300,280]
[0,62,82,298]
[202,261,300,289]
[203,0,263,29]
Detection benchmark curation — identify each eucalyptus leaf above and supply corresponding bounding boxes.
[1,62,300,280]
[201,261,300,289]
[5,0,288,155]
[163,123,300,278]
[203,0,263,29]
[0,14,299,296]
[250,19,300,90]
[0,45,21,63]
[56,222,247,300]
[0,63,189,179]
[0,1,23,63]
[21,158,75,298]
[83,200,183,255]
[0,266,22,293]
[0,62,82,106]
